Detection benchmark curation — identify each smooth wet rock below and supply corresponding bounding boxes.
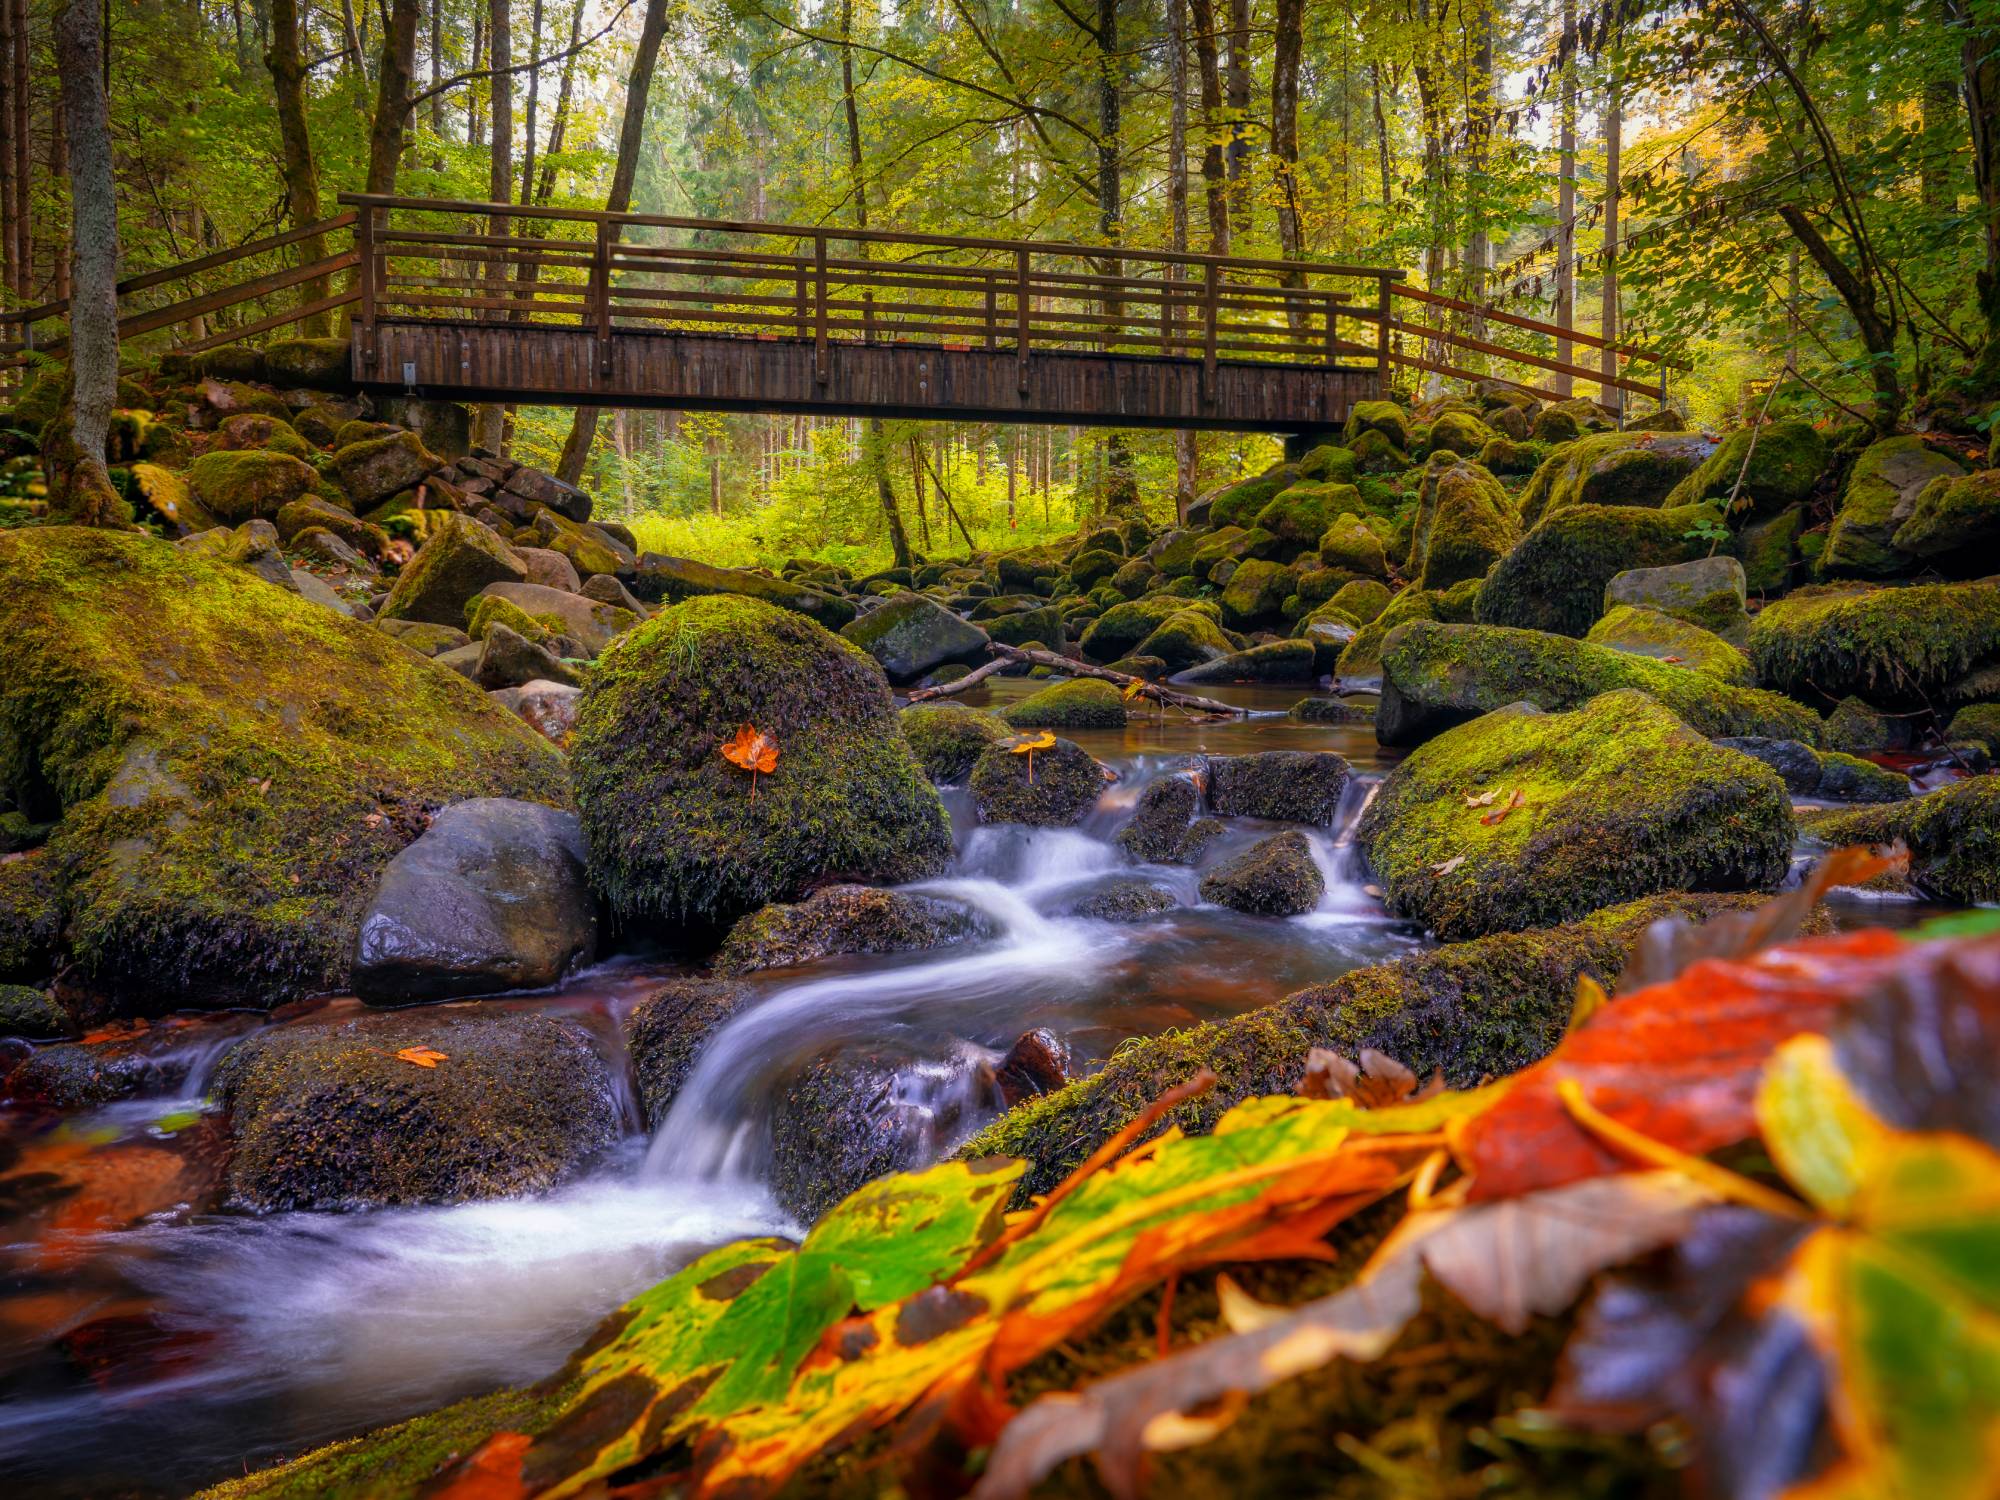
[713,885,981,976]
[968,736,1105,827]
[572,595,951,927]
[1198,830,1325,916]
[994,1028,1070,1105]
[1071,879,1179,921]
[1116,774,1210,863]
[351,798,597,1002]
[213,1009,620,1211]
[1360,689,1793,941]
[1207,750,1351,826]
[625,976,758,1127]
[838,592,989,685]
[475,621,581,690]
[1715,736,1826,795]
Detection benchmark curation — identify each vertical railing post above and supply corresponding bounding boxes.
[1201,260,1218,402]
[355,205,377,368]
[1323,291,1337,365]
[1015,246,1031,394]
[795,251,809,340]
[1374,274,1393,394]
[1161,267,1174,357]
[814,234,829,383]
[984,275,997,351]
[593,218,612,378]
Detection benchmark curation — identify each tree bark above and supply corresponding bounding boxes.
[0,0,15,300]
[1464,0,1495,342]
[266,0,329,335]
[1599,29,1622,415]
[362,0,420,194]
[1778,204,1903,431]
[1555,0,1576,395]
[1095,0,1138,517]
[1368,62,1393,216]
[11,0,28,303]
[1947,0,2000,370]
[471,0,512,455]
[47,0,123,525]
[555,0,670,486]
[1169,0,1198,518]
[1225,0,1250,232]
[1186,0,1228,255]
[1270,0,1305,316]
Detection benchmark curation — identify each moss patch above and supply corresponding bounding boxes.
[1747,580,2000,705]
[899,702,1008,783]
[1477,501,1719,638]
[1584,603,1753,684]
[1801,775,2000,904]
[969,735,1104,826]
[998,677,1127,729]
[1360,691,1792,939]
[1408,458,1516,589]
[1661,420,1828,514]
[713,884,978,976]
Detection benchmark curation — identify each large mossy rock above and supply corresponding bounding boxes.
[998,677,1127,729]
[899,703,1008,783]
[1135,607,1234,670]
[334,431,444,510]
[1747,581,2000,706]
[1377,619,1819,746]
[1821,436,1966,577]
[213,1009,620,1211]
[470,581,637,656]
[262,336,355,390]
[1476,501,1718,638]
[1207,750,1351,825]
[838,592,989,685]
[1219,557,1292,629]
[1344,399,1411,452]
[350,798,596,1002]
[968,735,1103,826]
[960,890,1803,1200]
[0,529,566,1012]
[1115,774,1220,864]
[1515,432,1711,529]
[1584,604,1754,685]
[1077,596,1183,663]
[186,449,319,523]
[1892,469,2000,566]
[378,514,529,626]
[713,884,979,976]
[571,595,951,927]
[629,553,856,630]
[1660,420,1828,514]
[1251,481,1361,552]
[1602,555,1749,640]
[1359,691,1793,940]
[1802,776,2000,904]
[1407,457,1516,589]
[1173,639,1317,684]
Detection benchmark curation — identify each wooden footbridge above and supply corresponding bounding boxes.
[0,194,1681,430]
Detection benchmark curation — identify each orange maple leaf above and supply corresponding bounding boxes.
[721,725,780,801]
[1007,729,1056,784]
[396,1046,449,1068]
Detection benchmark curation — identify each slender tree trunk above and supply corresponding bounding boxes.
[1169,0,1197,519]
[555,0,670,486]
[338,0,364,73]
[362,0,420,194]
[1095,0,1138,517]
[0,0,13,301]
[468,8,484,144]
[428,0,444,136]
[911,437,932,550]
[47,0,122,524]
[471,0,512,455]
[49,75,67,304]
[1224,0,1250,232]
[1946,0,2000,369]
[535,0,583,202]
[266,0,329,335]
[1600,30,1622,414]
[1464,0,1494,345]
[1369,62,1393,214]
[1270,0,1305,321]
[1187,0,1228,256]
[519,0,541,204]
[10,0,28,303]
[1555,0,1576,395]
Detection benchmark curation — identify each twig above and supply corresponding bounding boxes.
[904,655,1011,701]
[1724,378,1781,517]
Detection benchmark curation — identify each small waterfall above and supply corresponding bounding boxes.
[1301,777,1391,925]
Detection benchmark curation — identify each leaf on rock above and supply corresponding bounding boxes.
[395,1046,448,1068]
[720,724,780,775]
[1463,789,1498,808]
[1297,1047,1438,1108]
[1478,788,1525,825]
[1007,730,1057,754]
[1431,854,1466,875]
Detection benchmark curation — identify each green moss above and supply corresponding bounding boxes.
[0,848,60,983]
[1334,583,1437,680]
[1150,530,1204,578]
[1802,776,2000,903]
[713,884,977,976]
[998,677,1127,728]
[1252,482,1362,550]
[1295,443,1357,482]
[1207,471,1294,529]
[1515,432,1710,529]
[1584,603,1753,685]
[1661,420,1828,514]
[1219,557,1292,628]
[968,735,1103,825]
[1892,467,2000,564]
[1317,512,1388,577]
[1476,501,1720,638]
[1075,595,1185,663]
[465,593,560,647]
[1198,829,1324,914]
[572,595,950,925]
[1326,577,1393,624]
[1343,398,1411,451]
[186,448,319,524]
[1135,606,1234,670]
[1068,547,1123,590]
[1360,690,1793,939]
[1409,458,1516,590]
[960,889,1804,1199]
[1748,580,2000,704]
[1733,505,1805,594]
[1424,408,1492,456]
[899,702,1008,782]
[1946,701,2000,755]
[378,513,528,626]
[1348,427,1411,473]
[1821,435,1966,576]
[197,1381,577,1500]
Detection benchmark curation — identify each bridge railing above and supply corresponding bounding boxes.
[338,194,1399,387]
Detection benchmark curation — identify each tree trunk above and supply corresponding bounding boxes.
[10,0,28,303]
[555,0,670,486]
[1270,0,1305,319]
[1948,0,2000,371]
[362,0,420,194]
[1225,0,1250,233]
[338,0,364,74]
[1778,204,1903,431]
[47,0,123,525]
[1186,0,1228,256]
[519,0,541,205]
[1169,0,1198,518]
[471,0,512,456]
[1369,62,1393,215]
[1095,0,1138,517]
[0,0,14,300]
[1463,0,1495,344]
[1554,0,1576,395]
[49,79,66,304]
[266,0,329,336]
[429,0,444,135]
[1599,30,1622,415]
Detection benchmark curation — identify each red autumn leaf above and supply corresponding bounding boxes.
[720,724,780,775]
[396,1045,449,1068]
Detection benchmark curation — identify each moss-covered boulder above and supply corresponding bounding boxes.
[1602,555,1748,640]
[1821,436,1966,576]
[1207,470,1295,529]
[1334,583,1439,682]
[900,702,1009,783]
[1892,468,2000,566]
[1198,829,1325,915]
[838,592,989,685]
[1349,428,1411,473]
[262,336,354,391]
[1075,596,1184,664]
[1174,639,1317,684]
[959,891,1806,1199]
[128,461,220,537]
[213,412,313,460]
[275,496,390,561]
[471,581,637,656]
[1584,604,1754,685]
[1426,409,1493,457]
[1477,501,1718,638]
[1069,548,1123,591]
[0,529,566,1012]
[1801,776,2000,904]
[1660,420,1829,515]
[629,553,856,630]
[1219,557,1292,629]
[1515,432,1712,529]
[213,1009,620,1211]
[1116,774,1218,863]
[1252,482,1362,552]
[1149,530,1204,578]
[0,983,67,1039]
[186,449,318,524]
[377,513,528,627]
[998,677,1127,729]
[1295,444,1357,483]
[1946,702,2000,756]
[1359,691,1792,939]
[1327,577,1393,625]
[1135,607,1234,671]
[1377,619,1820,746]
[1344,399,1411,452]
[1317,512,1388,577]
[1408,458,1516,590]
[982,604,1063,649]
[969,735,1103,826]
[1207,750,1350,824]
[571,596,951,926]
[0,850,59,984]
[333,431,444,511]
[1747,581,2000,705]
[713,885,980,976]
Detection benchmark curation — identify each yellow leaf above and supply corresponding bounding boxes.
[396,1046,448,1068]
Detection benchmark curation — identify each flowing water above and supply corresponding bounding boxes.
[0,680,1962,1494]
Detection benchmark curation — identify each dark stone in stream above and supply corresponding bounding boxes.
[968,736,1106,827]
[1115,774,1203,863]
[1071,879,1179,921]
[351,798,598,1002]
[1205,750,1351,826]
[1714,735,1823,795]
[1198,830,1326,916]
[625,977,758,1128]
[6,1040,162,1107]
[994,1028,1070,1106]
[0,984,70,1040]
[712,884,983,977]
[213,1009,620,1211]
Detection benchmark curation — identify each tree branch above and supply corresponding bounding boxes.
[405,0,639,116]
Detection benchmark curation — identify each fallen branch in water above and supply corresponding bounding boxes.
[991,643,1245,718]
[903,655,1012,701]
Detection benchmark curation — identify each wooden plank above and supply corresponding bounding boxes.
[1386,346,1566,402]
[1385,281,1689,370]
[1392,315,1665,397]
[178,287,361,351]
